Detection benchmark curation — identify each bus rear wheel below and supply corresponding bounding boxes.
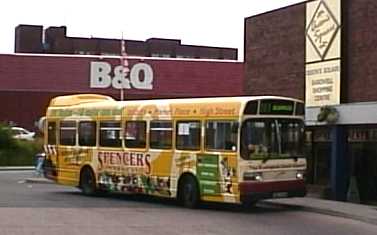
[80,167,96,196]
[178,175,200,208]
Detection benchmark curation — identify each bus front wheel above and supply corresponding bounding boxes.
[178,175,200,208]
[80,167,96,196]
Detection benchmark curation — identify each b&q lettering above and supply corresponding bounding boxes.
[90,61,153,90]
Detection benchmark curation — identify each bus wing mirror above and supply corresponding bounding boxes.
[37,116,46,134]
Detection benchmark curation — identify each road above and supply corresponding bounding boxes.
[0,171,376,235]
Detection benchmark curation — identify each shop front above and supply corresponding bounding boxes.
[306,104,377,204]
[347,126,377,203]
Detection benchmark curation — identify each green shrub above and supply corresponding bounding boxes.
[0,123,17,149]
[0,123,43,166]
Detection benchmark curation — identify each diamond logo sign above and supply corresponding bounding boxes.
[306,0,340,60]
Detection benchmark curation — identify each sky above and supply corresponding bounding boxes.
[0,0,305,61]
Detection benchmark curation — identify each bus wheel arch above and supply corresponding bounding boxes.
[177,172,200,208]
[79,165,97,196]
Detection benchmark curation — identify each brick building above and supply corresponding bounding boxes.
[244,3,305,100]
[0,54,243,131]
[15,25,237,60]
[244,0,377,204]
[1,24,243,131]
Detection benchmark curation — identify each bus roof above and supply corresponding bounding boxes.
[49,94,115,107]
[47,94,303,118]
[49,94,303,108]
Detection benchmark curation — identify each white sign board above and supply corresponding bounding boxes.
[305,60,340,107]
[305,0,341,107]
[178,123,190,135]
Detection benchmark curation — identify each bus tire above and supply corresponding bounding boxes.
[178,175,200,208]
[80,167,97,196]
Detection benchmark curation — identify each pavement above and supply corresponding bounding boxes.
[0,166,34,171]
[264,197,377,225]
[0,166,52,184]
[1,166,377,225]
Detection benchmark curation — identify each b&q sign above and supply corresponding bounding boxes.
[90,61,154,90]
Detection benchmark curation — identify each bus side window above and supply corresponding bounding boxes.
[205,120,238,151]
[99,121,121,147]
[176,121,201,150]
[60,121,77,146]
[78,121,96,147]
[150,121,172,149]
[47,121,57,145]
[125,121,146,148]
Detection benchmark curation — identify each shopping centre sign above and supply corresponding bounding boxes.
[305,0,341,107]
[90,61,154,90]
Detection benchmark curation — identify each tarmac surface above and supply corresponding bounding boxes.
[2,166,377,226]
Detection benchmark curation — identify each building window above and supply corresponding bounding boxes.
[99,121,121,147]
[176,121,201,150]
[206,120,238,151]
[79,121,96,147]
[60,121,76,146]
[150,121,172,149]
[125,121,146,148]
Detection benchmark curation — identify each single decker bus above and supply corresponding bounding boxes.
[42,94,306,208]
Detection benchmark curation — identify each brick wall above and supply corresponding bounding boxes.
[0,91,53,130]
[244,0,377,103]
[0,54,243,130]
[346,0,377,102]
[244,3,306,100]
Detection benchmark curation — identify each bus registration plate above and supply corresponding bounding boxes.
[273,192,288,198]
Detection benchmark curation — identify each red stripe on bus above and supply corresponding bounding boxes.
[239,180,305,193]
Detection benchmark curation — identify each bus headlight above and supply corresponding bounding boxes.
[296,171,305,180]
[243,172,263,181]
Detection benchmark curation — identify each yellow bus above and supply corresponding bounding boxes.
[42,94,306,208]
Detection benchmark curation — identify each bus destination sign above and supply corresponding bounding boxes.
[259,100,294,115]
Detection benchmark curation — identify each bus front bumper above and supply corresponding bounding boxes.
[239,180,307,203]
